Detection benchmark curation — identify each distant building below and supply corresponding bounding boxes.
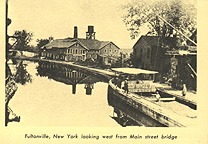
[41,26,120,65]
[120,48,133,60]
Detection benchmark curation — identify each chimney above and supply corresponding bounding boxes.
[86,26,96,39]
[74,26,78,38]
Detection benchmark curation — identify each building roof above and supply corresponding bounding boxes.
[42,38,76,49]
[133,36,176,49]
[133,36,159,48]
[165,50,197,56]
[42,37,120,50]
[75,38,111,50]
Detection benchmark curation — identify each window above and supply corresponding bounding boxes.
[83,50,85,54]
[75,49,78,54]
[82,55,85,60]
[115,50,116,53]
[105,50,107,53]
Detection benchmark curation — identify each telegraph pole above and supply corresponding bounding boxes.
[156,14,197,46]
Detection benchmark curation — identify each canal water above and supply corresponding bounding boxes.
[8,60,120,127]
[8,60,170,127]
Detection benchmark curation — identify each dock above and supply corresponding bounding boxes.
[155,83,197,110]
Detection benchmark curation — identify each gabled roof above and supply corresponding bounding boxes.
[42,38,75,49]
[133,36,160,48]
[43,37,120,50]
[133,35,175,49]
[75,38,111,50]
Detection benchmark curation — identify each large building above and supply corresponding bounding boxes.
[132,33,197,90]
[41,26,120,65]
[132,36,175,71]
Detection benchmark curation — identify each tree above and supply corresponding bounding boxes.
[122,0,197,45]
[36,36,53,50]
[13,30,33,51]
[37,39,49,49]
[111,53,133,68]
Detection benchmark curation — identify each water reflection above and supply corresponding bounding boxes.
[36,62,102,95]
[8,61,119,126]
[6,60,165,127]
[6,59,32,126]
[14,60,32,85]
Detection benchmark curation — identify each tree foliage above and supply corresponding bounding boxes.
[122,0,197,44]
[13,30,33,50]
[37,39,49,49]
[36,36,53,50]
[111,53,133,68]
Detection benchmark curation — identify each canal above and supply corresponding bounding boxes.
[8,60,120,127]
[8,59,173,127]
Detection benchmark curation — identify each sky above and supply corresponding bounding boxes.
[7,0,149,49]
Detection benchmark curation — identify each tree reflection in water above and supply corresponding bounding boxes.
[14,60,32,85]
[5,59,32,126]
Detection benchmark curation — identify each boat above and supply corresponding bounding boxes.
[108,68,196,127]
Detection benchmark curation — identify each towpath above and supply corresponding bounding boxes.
[14,56,117,78]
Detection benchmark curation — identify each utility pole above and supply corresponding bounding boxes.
[121,52,124,67]
[6,0,8,52]
[153,16,161,71]
[156,14,197,46]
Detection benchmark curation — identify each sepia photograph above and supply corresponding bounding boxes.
[2,0,207,143]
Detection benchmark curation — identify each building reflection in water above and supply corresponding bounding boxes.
[85,84,94,95]
[72,84,76,94]
[36,62,100,95]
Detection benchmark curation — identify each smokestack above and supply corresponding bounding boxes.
[86,26,96,39]
[74,26,78,38]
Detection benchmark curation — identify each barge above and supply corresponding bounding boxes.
[108,68,196,127]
